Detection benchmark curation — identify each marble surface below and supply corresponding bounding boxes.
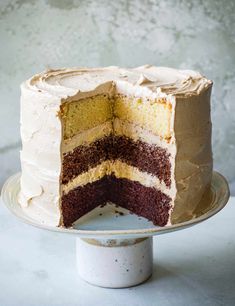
[0,195,234,306]
[0,0,235,188]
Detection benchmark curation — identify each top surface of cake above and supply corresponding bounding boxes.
[19,65,213,228]
[27,65,211,98]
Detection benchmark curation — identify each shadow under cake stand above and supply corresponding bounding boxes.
[1,171,230,288]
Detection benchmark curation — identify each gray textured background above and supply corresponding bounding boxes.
[0,0,235,190]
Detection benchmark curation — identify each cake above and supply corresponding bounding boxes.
[18,66,213,227]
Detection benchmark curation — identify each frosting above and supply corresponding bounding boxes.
[62,118,176,156]
[19,65,212,226]
[28,66,211,98]
[62,160,172,198]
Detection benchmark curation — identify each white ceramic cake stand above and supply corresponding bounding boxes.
[1,171,230,288]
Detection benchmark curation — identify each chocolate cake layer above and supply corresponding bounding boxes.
[62,136,171,186]
[111,136,171,187]
[61,176,171,227]
[61,176,108,227]
[109,176,171,226]
[62,137,112,185]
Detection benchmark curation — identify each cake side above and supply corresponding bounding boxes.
[18,80,62,226]
[171,85,213,223]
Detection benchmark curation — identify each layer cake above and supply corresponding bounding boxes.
[18,66,213,227]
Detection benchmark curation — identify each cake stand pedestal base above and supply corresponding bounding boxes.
[76,237,153,288]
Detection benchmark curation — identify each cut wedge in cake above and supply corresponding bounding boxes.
[18,66,213,227]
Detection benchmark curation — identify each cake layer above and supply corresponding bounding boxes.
[109,176,171,227]
[61,176,171,227]
[61,94,112,139]
[114,95,172,139]
[62,136,171,186]
[62,160,172,197]
[60,93,173,141]
[61,176,108,227]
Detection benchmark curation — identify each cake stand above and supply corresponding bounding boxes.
[1,171,230,288]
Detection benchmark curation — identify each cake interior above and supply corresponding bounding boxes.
[59,94,174,227]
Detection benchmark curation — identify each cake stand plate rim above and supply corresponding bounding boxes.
[1,171,230,238]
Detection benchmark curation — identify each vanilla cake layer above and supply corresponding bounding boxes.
[61,94,112,139]
[61,94,173,140]
[114,95,172,139]
[19,66,213,227]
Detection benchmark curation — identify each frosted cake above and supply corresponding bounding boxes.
[18,66,213,227]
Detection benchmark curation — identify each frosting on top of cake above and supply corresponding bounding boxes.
[27,65,212,99]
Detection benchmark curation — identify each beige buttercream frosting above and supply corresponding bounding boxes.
[28,65,211,98]
[19,66,212,226]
